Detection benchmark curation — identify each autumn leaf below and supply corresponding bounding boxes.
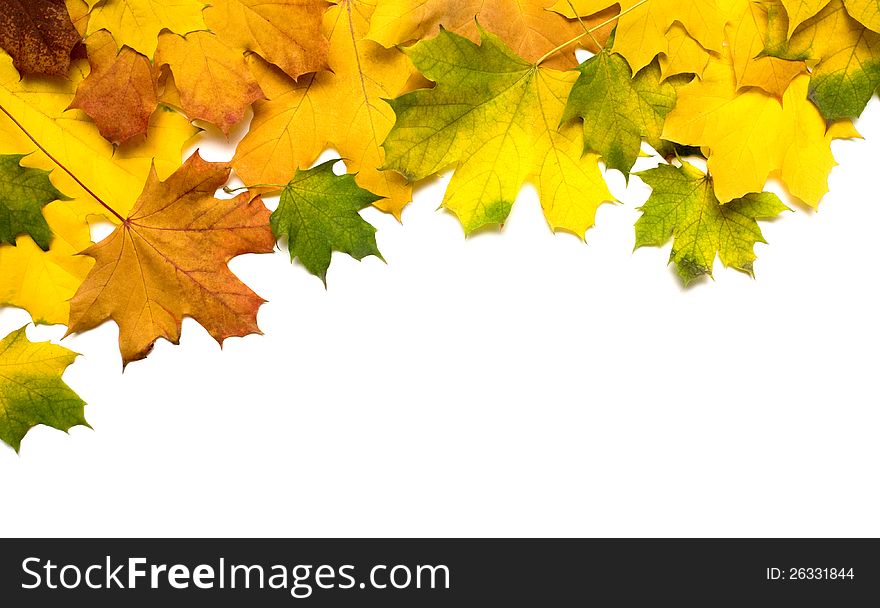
[0,52,197,324]
[659,23,711,80]
[272,161,382,284]
[86,0,207,58]
[155,31,264,136]
[204,0,330,81]
[766,0,880,120]
[69,30,158,145]
[779,0,826,34]
[382,28,612,236]
[367,0,619,68]
[562,52,676,176]
[66,152,275,365]
[0,54,197,221]
[0,202,93,325]
[844,0,880,31]
[724,0,806,97]
[552,0,726,74]
[635,161,790,284]
[0,154,70,250]
[0,0,81,77]
[0,326,88,453]
[662,50,835,207]
[234,0,414,218]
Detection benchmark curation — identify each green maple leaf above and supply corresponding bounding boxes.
[562,53,677,177]
[635,161,790,285]
[272,161,383,284]
[0,326,88,453]
[0,154,70,251]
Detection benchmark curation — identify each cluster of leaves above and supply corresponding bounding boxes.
[0,0,873,451]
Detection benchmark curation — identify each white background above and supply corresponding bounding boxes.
[1,97,878,539]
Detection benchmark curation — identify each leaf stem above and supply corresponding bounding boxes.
[535,0,652,66]
[0,102,126,224]
[223,183,286,194]
[566,0,602,49]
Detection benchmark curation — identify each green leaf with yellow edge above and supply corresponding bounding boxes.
[0,326,88,453]
[382,28,613,237]
[273,161,383,285]
[635,161,790,285]
[766,0,880,120]
[0,154,70,251]
[562,52,676,177]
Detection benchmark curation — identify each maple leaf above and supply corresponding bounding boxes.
[0,326,88,453]
[155,32,265,136]
[766,0,880,120]
[69,30,158,145]
[562,52,677,177]
[635,161,790,284]
[272,161,382,284]
[0,154,70,251]
[66,152,275,365]
[0,53,198,324]
[724,0,806,97]
[87,0,207,58]
[0,202,93,325]
[0,0,81,77]
[552,0,726,74]
[204,0,330,81]
[382,28,612,236]
[367,0,619,68]
[0,55,197,220]
[659,23,711,80]
[662,50,835,207]
[844,0,880,31]
[234,0,414,218]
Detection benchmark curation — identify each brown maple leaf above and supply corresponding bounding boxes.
[66,152,276,366]
[69,30,158,145]
[0,0,81,76]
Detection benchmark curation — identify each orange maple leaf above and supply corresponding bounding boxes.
[66,152,275,366]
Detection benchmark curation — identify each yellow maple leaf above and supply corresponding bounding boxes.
[658,23,711,80]
[233,0,414,217]
[204,0,330,81]
[367,0,618,68]
[662,50,835,207]
[724,0,806,97]
[779,0,828,34]
[0,53,197,324]
[87,0,208,58]
[845,0,880,31]
[552,0,726,73]
[0,204,93,325]
[382,28,613,236]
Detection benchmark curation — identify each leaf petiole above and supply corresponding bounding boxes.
[535,0,652,66]
[223,183,287,194]
[0,102,127,224]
